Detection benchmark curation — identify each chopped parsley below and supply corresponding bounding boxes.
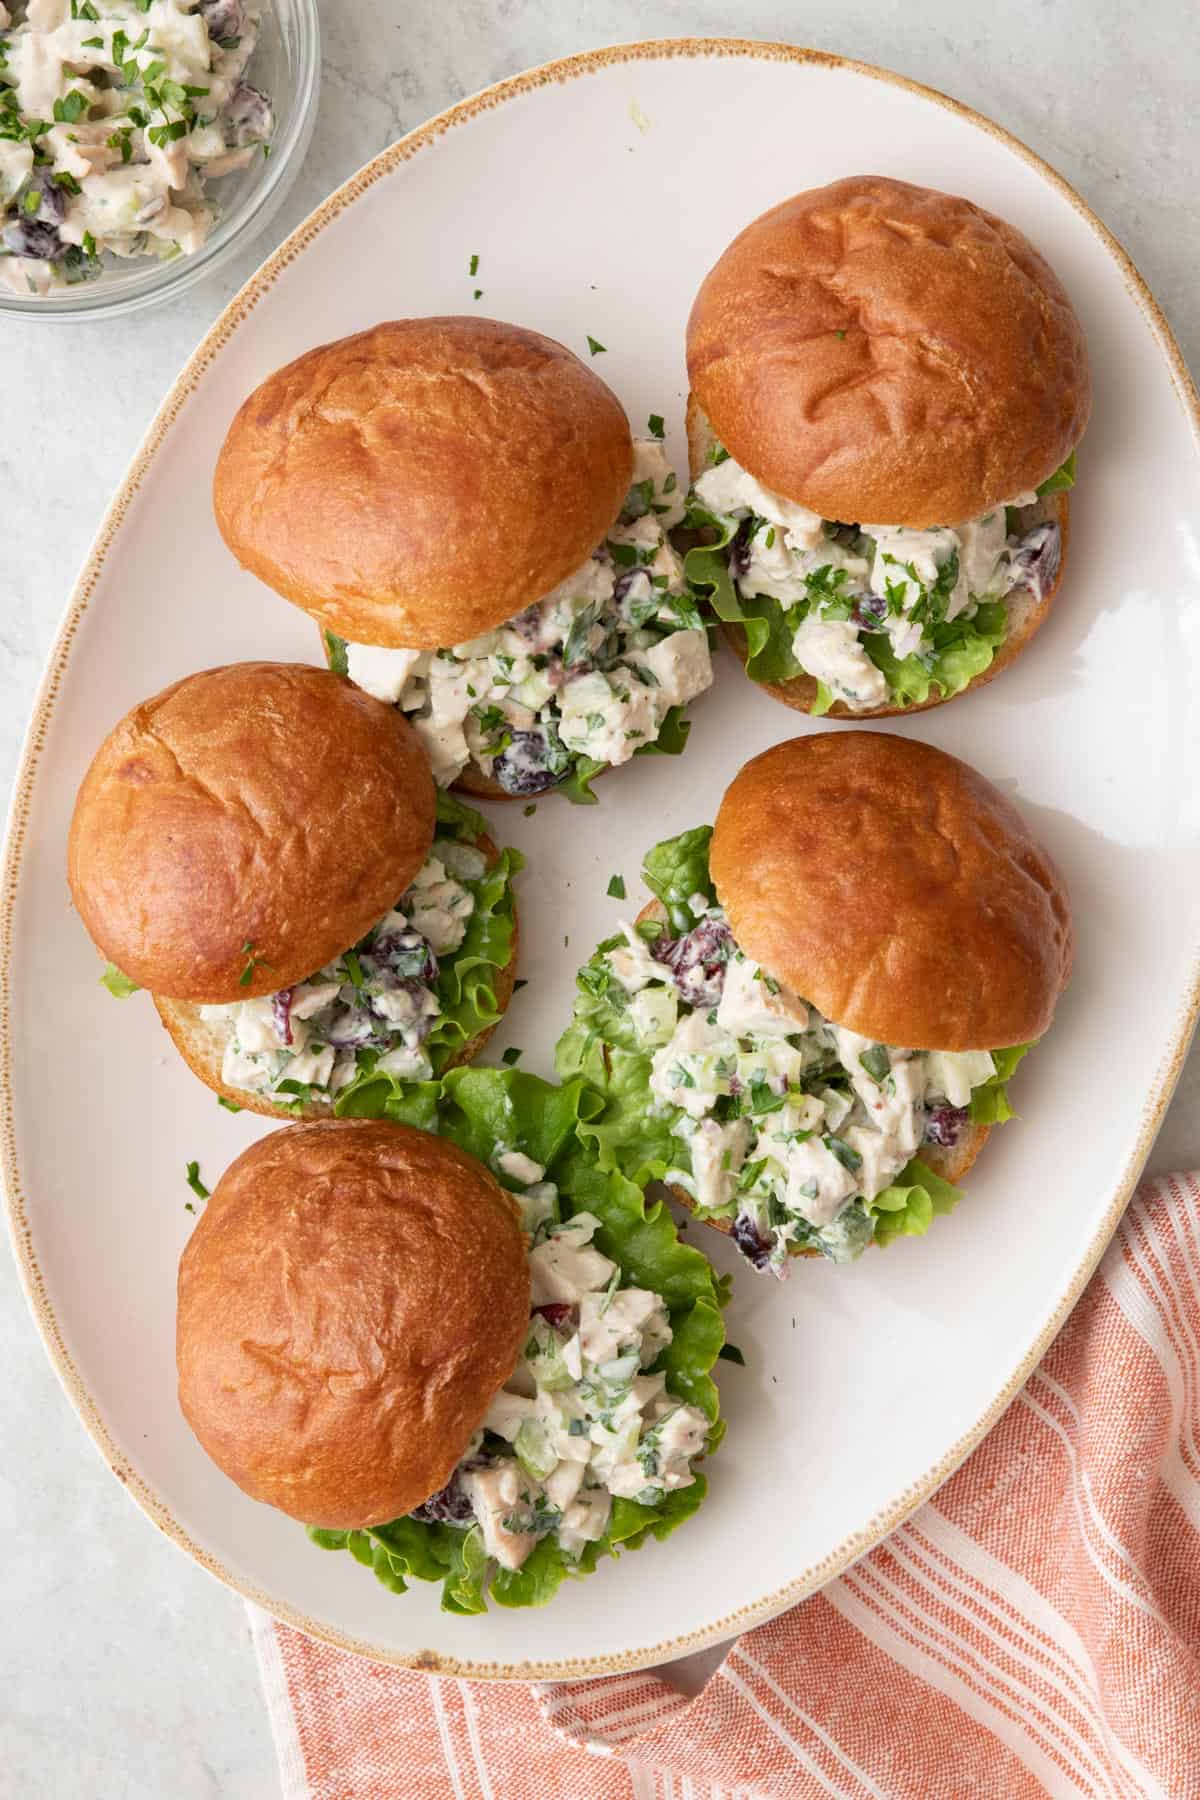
[718,1343,747,1366]
[185,1161,210,1201]
[647,413,665,439]
[586,334,606,356]
[468,252,479,276]
[501,1046,523,1066]
[100,964,140,999]
[217,1096,242,1113]
[824,1134,863,1174]
[606,874,626,899]
[238,941,273,987]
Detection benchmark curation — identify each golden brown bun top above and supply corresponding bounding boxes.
[176,1119,530,1530]
[687,177,1090,526]
[67,662,435,1003]
[213,316,634,650]
[710,732,1072,1050]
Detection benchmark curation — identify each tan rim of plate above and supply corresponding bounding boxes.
[3,38,1199,1680]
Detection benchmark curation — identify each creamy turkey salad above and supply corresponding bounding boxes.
[307,1068,726,1612]
[414,1176,711,1576]
[557,828,1030,1275]
[187,795,520,1113]
[332,431,713,802]
[0,0,273,294]
[687,442,1073,712]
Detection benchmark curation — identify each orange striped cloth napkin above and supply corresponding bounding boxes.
[250,1172,1200,1799]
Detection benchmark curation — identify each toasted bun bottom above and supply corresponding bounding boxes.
[686,395,1070,719]
[634,896,990,1257]
[157,831,517,1120]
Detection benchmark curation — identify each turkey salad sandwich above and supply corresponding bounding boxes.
[176,1072,726,1612]
[212,316,714,803]
[67,662,521,1118]
[683,177,1089,718]
[557,732,1073,1275]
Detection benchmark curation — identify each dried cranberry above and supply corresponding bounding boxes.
[197,0,243,37]
[271,988,294,1046]
[410,1478,474,1525]
[730,517,755,578]
[732,1213,773,1270]
[613,567,654,609]
[851,592,888,630]
[366,931,438,986]
[324,1003,391,1050]
[656,915,735,1008]
[1010,522,1062,601]
[534,1302,577,1333]
[4,171,67,262]
[492,728,567,797]
[925,1105,968,1148]
[225,80,273,147]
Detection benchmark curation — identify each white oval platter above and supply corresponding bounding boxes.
[4,39,1200,1678]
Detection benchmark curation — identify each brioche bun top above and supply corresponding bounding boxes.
[213,316,634,650]
[687,176,1090,527]
[710,731,1072,1050]
[67,662,435,1003]
[176,1119,530,1530]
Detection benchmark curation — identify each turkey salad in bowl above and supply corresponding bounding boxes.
[0,0,317,313]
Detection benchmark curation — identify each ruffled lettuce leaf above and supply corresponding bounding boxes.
[333,797,522,1112]
[100,963,140,998]
[869,1158,965,1248]
[969,1043,1033,1125]
[864,601,1008,707]
[557,704,693,806]
[310,1068,726,1612]
[324,630,350,676]
[642,824,716,930]
[684,510,803,684]
[1036,450,1076,498]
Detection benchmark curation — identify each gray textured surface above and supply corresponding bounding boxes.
[2,4,1197,1794]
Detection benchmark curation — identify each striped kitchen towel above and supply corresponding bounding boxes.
[250,1172,1200,1799]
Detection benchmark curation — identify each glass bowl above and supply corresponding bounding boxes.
[0,0,320,321]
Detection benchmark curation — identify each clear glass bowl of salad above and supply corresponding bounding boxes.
[0,0,318,319]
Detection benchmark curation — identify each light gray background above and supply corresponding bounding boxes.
[3,4,1197,1794]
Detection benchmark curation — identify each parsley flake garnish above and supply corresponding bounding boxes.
[606,874,626,899]
[586,335,606,356]
[238,941,274,987]
[185,1161,210,1201]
